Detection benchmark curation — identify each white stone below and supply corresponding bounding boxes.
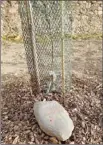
[34,100,74,141]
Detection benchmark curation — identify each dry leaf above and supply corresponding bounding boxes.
[81,141,85,144]
[50,137,59,144]
[35,138,39,144]
[70,141,75,144]
[82,121,85,128]
[44,136,49,140]
[28,142,34,144]
[12,136,19,144]
[5,135,12,144]
[14,35,22,41]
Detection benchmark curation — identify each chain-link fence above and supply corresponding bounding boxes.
[18,1,72,95]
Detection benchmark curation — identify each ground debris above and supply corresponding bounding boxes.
[1,75,103,144]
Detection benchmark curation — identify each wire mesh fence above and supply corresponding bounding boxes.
[18,0,72,95]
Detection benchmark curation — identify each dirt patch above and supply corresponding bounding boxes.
[1,74,103,144]
[1,40,102,81]
[1,40,28,77]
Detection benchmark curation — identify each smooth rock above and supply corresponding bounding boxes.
[34,100,74,141]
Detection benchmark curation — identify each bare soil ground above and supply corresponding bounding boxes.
[1,39,103,144]
[1,40,102,81]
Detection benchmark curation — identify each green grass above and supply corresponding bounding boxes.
[2,33,102,44]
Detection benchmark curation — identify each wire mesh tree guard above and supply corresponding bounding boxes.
[18,0,72,95]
